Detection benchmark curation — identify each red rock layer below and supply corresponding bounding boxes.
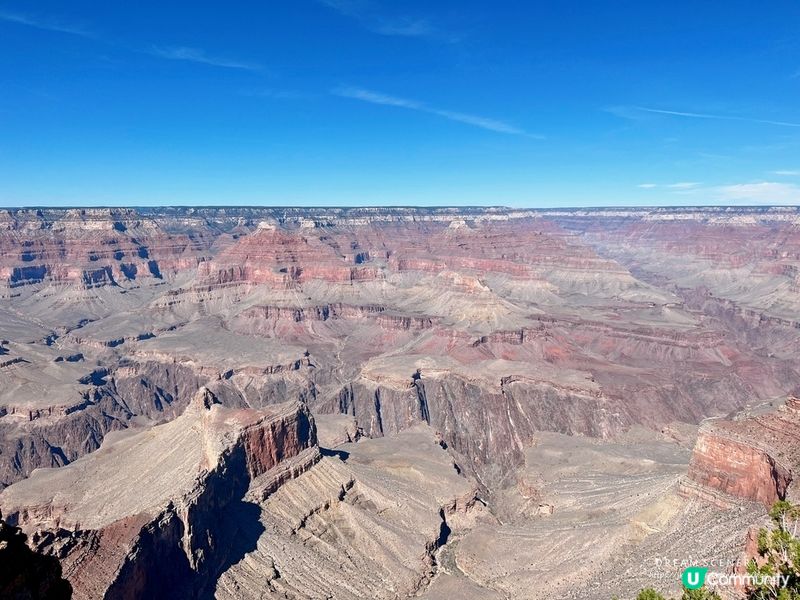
[195,217,626,290]
[1,397,318,600]
[197,227,383,288]
[0,208,213,290]
[682,397,800,507]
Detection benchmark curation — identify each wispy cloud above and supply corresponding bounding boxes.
[638,181,800,204]
[318,0,456,42]
[715,182,800,204]
[603,105,647,121]
[337,88,423,109]
[334,87,543,138]
[240,88,316,100]
[1,10,263,73]
[772,170,800,176]
[612,105,800,128]
[637,182,703,191]
[371,18,437,38]
[148,46,262,71]
[0,10,94,37]
[637,181,800,205]
[667,181,702,189]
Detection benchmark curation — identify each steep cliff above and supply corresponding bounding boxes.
[0,208,213,294]
[681,397,799,507]
[0,325,318,489]
[0,390,318,599]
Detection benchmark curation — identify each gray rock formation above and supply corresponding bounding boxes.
[2,205,800,598]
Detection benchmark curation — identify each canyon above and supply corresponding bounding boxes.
[0,205,799,599]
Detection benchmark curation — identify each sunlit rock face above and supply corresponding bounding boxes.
[2,206,799,487]
[0,391,317,599]
[0,208,211,293]
[681,397,799,507]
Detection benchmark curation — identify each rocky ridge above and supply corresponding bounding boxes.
[0,389,316,599]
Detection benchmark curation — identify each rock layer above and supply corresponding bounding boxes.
[3,206,800,489]
[0,391,317,599]
[2,206,800,598]
[681,397,800,507]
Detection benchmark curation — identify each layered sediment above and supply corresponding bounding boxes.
[681,397,800,507]
[1,206,800,599]
[0,391,317,599]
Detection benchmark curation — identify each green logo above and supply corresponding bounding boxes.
[682,567,708,589]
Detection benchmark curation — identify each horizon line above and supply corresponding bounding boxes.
[1,204,798,211]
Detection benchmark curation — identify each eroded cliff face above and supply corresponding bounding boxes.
[682,431,792,508]
[215,425,488,600]
[3,206,800,492]
[329,371,626,485]
[681,397,799,507]
[0,396,487,600]
[2,206,800,599]
[0,391,318,599]
[0,352,317,489]
[0,208,213,294]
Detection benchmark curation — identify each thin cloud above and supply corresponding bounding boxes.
[334,87,543,138]
[148,46,262,71]
[772,170,800,176]
[240,88,316,100]
[338,88,423,109]
[715,182,800,204]
[433,109,531,135]
[603,105,648,121]
[372,18,437,38]
[629,106,800,128]
[1,10,262,72]
[640,181,800,204]
[0,10,94,37]
[632,181,704,194]
[667,182,702,189]
[318,0,456,42]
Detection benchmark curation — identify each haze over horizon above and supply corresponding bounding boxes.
[2,1,799,207]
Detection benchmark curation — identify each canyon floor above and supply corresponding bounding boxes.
[0,206,798,599]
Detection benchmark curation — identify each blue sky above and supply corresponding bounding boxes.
[1,1,799,207]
